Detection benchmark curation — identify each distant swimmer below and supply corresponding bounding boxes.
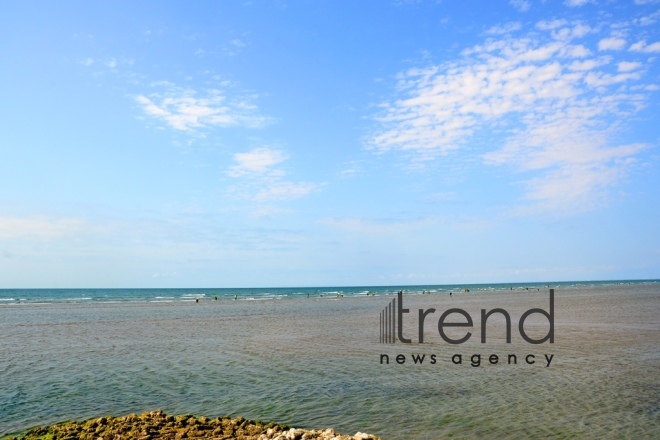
[307,293,310,298]
[234,294,237,300]
[450,291,452,297]
[214,295,218,301]
[195,298,199,303]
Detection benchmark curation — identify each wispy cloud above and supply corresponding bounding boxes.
[226,38,247,55]
[0,216,88,240]
[565,0,593,6]
[629,39,660,53]
[486,22,522,35]
[509,0,531,12]
[227,147,318,204]
[369,19,654,212]
[598,37,627,51]
[322,216,434,236]
[255,182,317,202]
[135,83,270,131]
[227,148,288,177]
[634,10,660,26]
[322,214,492,236]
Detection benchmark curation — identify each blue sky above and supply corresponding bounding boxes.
[1,0,658,288]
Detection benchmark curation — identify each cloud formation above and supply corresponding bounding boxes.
[370,19,654,212]
[565,0,592,7]
[598,37,627,51]
[227,147,317,204]
[629,40,660,53]
[0,216,87,240]
[228,148,288,177]
[509,0,531,12]
[135,84,270,131]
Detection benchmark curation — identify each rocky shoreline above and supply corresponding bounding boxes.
[6,410,381,440]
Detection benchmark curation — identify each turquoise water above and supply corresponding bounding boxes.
[1,279,655,304]
[1,280,659,438]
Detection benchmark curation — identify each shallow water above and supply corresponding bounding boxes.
[1,283,659,438]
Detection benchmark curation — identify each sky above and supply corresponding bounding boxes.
[1,0,658,288]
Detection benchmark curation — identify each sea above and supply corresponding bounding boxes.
[0,281,601,304]
[1,280,659,439]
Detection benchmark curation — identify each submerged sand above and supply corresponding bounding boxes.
[1,283,659,438]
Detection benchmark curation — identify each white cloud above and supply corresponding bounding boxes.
[509,0,531,12]
[598,37,627,51]
[536,19,568,31]
[629,40,660,53]
[370,20,653,212]
[568,57,611,71]
[230,39,246,48]
[486,22,522,35]
[584,70,642,86]
[0,217,87,240]
[250,206,293,218]
[135,84,270,131]
[227,148,288,177]
[565,0,592,6]
[227,148,318,204]
[635,10,660,26]
[223,38,248,56]
[618,61,642,72]
[322,216,433,236]
[255,182,317,202]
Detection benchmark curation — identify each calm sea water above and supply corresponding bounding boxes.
[1,280,659,439]
[0,280,653,304]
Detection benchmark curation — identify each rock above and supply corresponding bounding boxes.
[286,427,305,439]
[10,411,381,440]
